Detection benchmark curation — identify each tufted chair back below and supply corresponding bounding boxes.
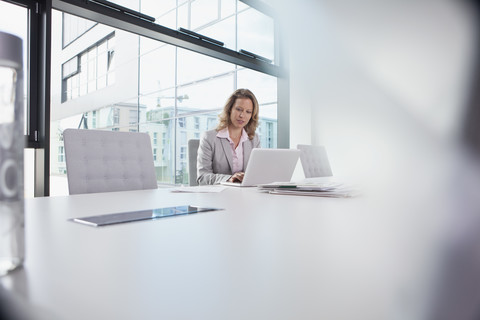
[63,129,158,195]
[297,144,333,178]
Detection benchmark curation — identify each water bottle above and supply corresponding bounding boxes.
[0,31,24,276]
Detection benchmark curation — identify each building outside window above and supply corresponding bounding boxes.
[178,117,185,128]
[63,12,96,47]
[61,33,115,103]
[57,146,66,174]
[207,117,217,130]
[58,146,64,163]
[180,146,186,160]
[129,109,137,126]
[92,110,97,128]
[49,0,279,193]
[180,131,187,145]
[112,108,120,126]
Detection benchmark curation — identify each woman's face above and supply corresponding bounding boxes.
[229,98,253,130]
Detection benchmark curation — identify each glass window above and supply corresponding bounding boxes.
[197,14,235,50]
[112,108,120,125]
[177,75,234,115]
[207,117,217,130]
[237,68,277,147]
[62,13,96,47]
[178,117,185,128]
[177,2,189,30]
[138,0,269,58]
[180,131,187,145]
[141,0,177,20]
[62,32,116,102]
[180,146,186,159]
[177,48,233,85]
[92,110,97,128]
[49,1,278,193]
[58,146,64,162]
[129,110,137,124]
[62,56,79,79]
[237,7,274,63]
[141,118,175,183]
[139,42,175,95]
[189,0,220,30]
[221,0,236,18]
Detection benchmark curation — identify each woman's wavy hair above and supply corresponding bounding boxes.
[216,88,259,140]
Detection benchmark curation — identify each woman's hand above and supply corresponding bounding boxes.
[228,172,245,182]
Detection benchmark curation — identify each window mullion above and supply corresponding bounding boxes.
[51,0,283,77]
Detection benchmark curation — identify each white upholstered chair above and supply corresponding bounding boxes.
[63,129,158,195]
[297,144,333,178]
[188,139,200,186]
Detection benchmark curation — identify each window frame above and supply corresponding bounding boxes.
[30,0,289,195]
[3,0,51,196]
[52,0,283,77]
[3,0,44,149]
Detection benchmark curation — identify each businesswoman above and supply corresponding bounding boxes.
[197,88,261,185]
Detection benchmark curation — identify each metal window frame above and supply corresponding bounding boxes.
[61,31,114,103]
[4,0,51,196]
[52,0,285,78]
[2,0,43,148]
[61,11,97,48]
[20,0,289,195]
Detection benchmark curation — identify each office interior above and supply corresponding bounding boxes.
[0,0,476,197]
[2,0,480,319]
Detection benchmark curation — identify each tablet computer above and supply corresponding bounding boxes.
[71,205,222,227]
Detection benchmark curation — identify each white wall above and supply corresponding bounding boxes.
[283,0,477,181]
[279,2,480,319]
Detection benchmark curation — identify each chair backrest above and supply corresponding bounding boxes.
[188,139,200,186]
[297,144,333,178]
[63,129,158,195]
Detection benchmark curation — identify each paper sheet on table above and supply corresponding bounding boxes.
[269,189,355,198]
[257,179,359,198]
[170,185,226,193]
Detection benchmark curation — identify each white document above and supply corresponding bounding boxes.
[258,179,358,198]
[170,185,226,193]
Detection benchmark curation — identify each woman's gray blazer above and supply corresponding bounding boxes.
[197,129,260,185]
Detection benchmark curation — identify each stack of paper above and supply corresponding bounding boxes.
[257,182,356,198]
[170,185,226,193]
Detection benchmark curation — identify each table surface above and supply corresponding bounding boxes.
[0,185,457,320]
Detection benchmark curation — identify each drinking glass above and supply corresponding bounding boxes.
[0,31,24,276]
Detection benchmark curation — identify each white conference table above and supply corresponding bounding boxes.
[0,186,456,319]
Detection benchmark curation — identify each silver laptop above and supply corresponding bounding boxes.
[221,148,301,187]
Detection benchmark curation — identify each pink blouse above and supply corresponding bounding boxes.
[216,128,249,173]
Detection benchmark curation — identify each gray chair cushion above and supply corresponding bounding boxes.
[297,144,333,178]
[188,139,200,186]
[64,129,158,195]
